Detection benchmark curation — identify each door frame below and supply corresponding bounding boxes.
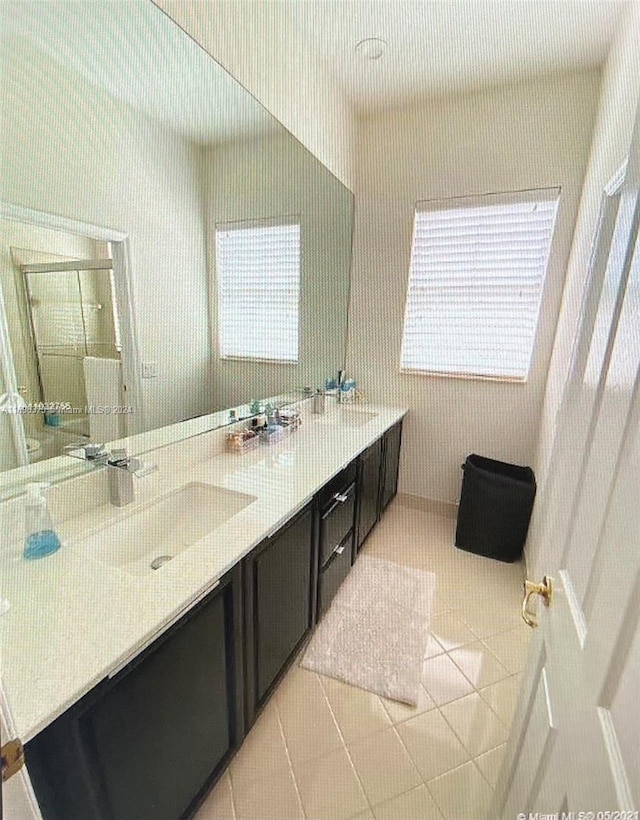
[0,202,145,437]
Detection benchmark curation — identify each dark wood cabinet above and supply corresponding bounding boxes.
[22,417,405,820]
[380,419,403,513]
[25,567,244,820]
[355,419,403,553]
[243,505,315,726]
[356,437,383,552]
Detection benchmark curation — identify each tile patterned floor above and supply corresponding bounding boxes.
[195,497,529,820]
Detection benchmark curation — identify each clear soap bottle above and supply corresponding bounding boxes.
[23,483,61,560]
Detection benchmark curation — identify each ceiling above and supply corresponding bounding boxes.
[2,1,626,140]
[1,0,278,144]
[287,0,627,112]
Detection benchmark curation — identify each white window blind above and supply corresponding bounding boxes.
[400,189,560,380]
[215,218,300,363]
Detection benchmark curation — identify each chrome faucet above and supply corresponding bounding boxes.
[65,443,156,507]
[107,449,144,507]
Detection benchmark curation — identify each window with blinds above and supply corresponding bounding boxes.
[214,218,300,363]
[400,189,560,381]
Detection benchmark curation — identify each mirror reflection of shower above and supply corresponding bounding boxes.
[18,258,122,462]
[1,221,128,469]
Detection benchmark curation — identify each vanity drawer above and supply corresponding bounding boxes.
[319,480,356,566]
[317,461,358,509]
[318,533,352,618]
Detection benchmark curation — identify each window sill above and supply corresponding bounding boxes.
[220,356,298,366]
[399,368,527,384]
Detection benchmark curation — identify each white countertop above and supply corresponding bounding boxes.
[0,401,406,742]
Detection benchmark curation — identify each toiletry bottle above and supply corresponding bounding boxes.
[23,483,61,560]
[264,403,275,427]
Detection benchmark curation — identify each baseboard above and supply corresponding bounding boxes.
[396,493,458,519]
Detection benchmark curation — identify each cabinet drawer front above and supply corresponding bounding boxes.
[320,483,355,566]
[317,461,358,508]
[318,534,352,618]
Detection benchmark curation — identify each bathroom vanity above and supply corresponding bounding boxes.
[1,401,404,819]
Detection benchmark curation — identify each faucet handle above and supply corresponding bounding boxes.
[133,459,158,478]
[107,448,129,467]
[65,442,108,462]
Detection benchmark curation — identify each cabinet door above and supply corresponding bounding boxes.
[356,438,382,551]
[244,506,314,721]
[25,572,242,820]
[381,420,403,512]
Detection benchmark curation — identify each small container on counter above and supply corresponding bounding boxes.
[226,428,260,454]
[258,425,285,446]
[279,408,301,432]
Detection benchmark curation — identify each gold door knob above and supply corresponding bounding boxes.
[522,575,553,628]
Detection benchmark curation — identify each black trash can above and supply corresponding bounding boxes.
[455,454,536,563]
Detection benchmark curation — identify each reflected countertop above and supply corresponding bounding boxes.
[0,400,406,742]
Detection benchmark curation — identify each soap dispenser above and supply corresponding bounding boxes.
[23,483,61,560]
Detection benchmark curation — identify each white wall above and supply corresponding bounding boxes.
[1,38,211,433]
[154,0,356,193]
[527,2,640,575]
[204,132,353,409]
[346,72,601,504]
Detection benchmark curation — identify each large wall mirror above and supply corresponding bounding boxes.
[0,0,353,492]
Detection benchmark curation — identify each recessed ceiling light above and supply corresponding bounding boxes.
[355,38,387,61]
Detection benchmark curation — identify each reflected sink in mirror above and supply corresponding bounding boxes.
[319,409,379,428]
[73,482,256,576]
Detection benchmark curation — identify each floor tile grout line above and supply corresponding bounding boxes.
[315,672,377,818]
[456,609,532,643]
[424,756,494,817]
[476,671,522,729]
[436,688,508,764]
[469,755,497,794]
[472,741,508,789]
[367,782,443,820]
[272,697,308,820]
[444,643,513,691]
[479,631,531,676]
[388,717,450,817]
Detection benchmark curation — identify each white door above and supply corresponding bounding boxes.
[492,97,640,815]
[1,680,42,820]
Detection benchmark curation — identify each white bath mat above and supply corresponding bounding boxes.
[301,555,436,705]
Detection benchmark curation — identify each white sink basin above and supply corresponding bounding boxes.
[75,482,257,575]
[319,409,379,428]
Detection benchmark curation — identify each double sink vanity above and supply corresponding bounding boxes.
[1,399,405,820]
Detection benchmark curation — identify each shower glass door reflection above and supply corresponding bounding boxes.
[22,261,120,458]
